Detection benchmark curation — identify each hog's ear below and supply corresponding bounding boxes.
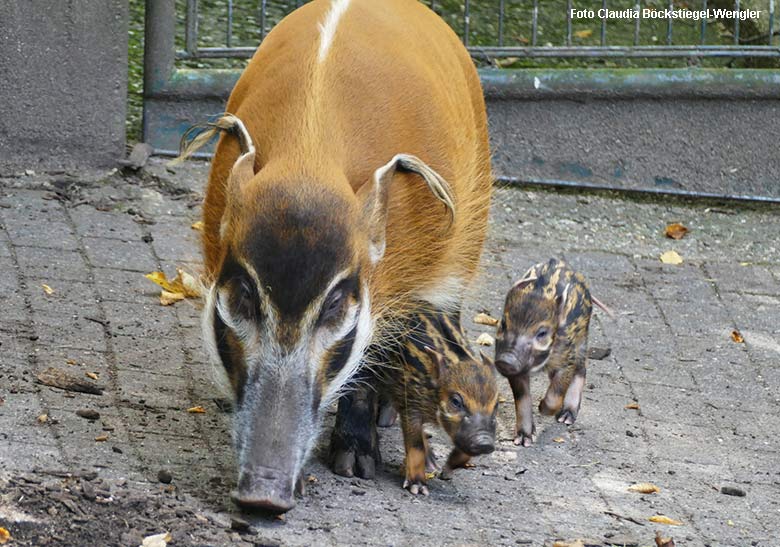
[423,345,447,383]
[359,154,455,264]
[226,117,257,189]
[557,283,572,327]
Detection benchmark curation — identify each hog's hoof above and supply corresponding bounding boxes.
[403,479,429,496]
[330,448,377,479]
[439,466,455,481]
[556,408,578,426]
[377,405,398,428]
[513,432,534,447]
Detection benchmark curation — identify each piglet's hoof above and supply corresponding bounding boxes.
[403,479,429,496]
[377,405,398,428]
[556,409,578,426]
[513,432,534,447]
[439,466,456,481]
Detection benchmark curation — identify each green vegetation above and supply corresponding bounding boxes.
[127,0,776,142]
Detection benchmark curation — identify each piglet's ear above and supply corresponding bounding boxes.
[359,154,455,265]
[423,345,447,382]
[557,283,571,327]
[479,351,495,370]
[512,274,538,291]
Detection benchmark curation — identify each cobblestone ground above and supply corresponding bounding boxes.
[1,160,778,547]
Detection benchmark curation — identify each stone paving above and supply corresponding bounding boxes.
[0,161,778,546]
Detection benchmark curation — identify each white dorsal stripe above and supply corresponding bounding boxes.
[318,0,351,62]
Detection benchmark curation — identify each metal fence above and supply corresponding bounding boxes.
[177,0,780,62]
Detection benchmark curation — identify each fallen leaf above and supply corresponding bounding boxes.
[159,290,185,306]
[730,330,744,343]
[187,405,206,414]
[628,482,660,494]
[141,532,172,547]
[552,437,565,443]
[425,471,436,480]
[649,515,683,526]
[625,402,640,410]
[42,284,55,295]
[37,413,48,424]
[660,250,683,265]
[655,531,675,547]
[494,56,520,68]
[66,359,78,366]
[85,372,99,380]
[473,312,499,327]
[463,462,476,469]
[0,527,11,545]
[574,29,593,38]
[95,434,109,442]
[476,333,494,346]
[664,222,689,240]
[190,220,204,232]
[553,541,585,547]
[145,268,202,306]
[498,396,507,403]
[727,519,734,526]
[307,474,318,484]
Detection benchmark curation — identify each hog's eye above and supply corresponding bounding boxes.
[319,288,346,324]
[449,393,464,411]
[233,278,257,318]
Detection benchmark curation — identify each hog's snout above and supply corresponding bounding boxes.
[233,465,296,512]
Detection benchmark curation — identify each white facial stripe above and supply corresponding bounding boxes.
[202,284,232,395]
[318,0,351,62]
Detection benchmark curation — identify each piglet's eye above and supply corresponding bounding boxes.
[536,328,549,340]
[449,393,464,411]
[499,318,506,331]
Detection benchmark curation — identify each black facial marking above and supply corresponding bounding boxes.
[213,311,248,404]
[243,189,353,321]
[325,324,358,381]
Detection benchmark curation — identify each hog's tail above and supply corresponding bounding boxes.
[169,113,253,165]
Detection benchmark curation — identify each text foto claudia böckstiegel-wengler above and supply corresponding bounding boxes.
[571,8,762,21]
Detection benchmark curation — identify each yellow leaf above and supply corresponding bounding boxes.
[425,471,436,480]
[191,220,205,232]
[85,372,99,380]
[476,333,494,346]
[649,515,683,526]
[145,271,174,291]
[730,330,744,343]
[142,532,172,547]
[664,222,689,240]
[727,519,734,526]
[95,434,109,442]
[625,402,640,410]
[498,396,507,403]
[574,29,593,38]
[552,437,565,443]
[42,284,55,295]
[0,527,11,545]
[37,413,48,424]
[187,405,206,414]
[628,482,660,494]
[553,541,585,547]
[159,290,185,306]
[660,250,683,265]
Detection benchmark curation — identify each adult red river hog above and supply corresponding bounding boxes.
[178,0,492,512]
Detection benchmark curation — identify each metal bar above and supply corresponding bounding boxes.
[259,0,267,41]
[601,0,607,46]
[771,0,776,46]
[566,0,572,46]
[700,0,707,45]
[667,0,673,45]
[430,0,436,12]
[496,176,780,205]
[498,0,505,47]
[226,0,233,48]
[634,1,640,46]
[185,0,199,57]
[143,0,176,97]
[532,0,538,47]
[734,0,740,44]
[463,0,470,46]
[181,44,780,60]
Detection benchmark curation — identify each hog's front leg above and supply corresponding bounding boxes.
[508,372,534,446]
[401,414,429,496]
[439,447,471,480]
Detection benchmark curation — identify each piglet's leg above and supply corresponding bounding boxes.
[557,364,586,425]
[439,447,471,480]
[539,367,567,417]
[508,373,535,447]
[401,415,429,496]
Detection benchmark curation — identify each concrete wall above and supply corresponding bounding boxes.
[0,1,128,172]
[488,98,780,199]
